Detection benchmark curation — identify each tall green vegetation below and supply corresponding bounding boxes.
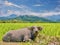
[0,23,60,40]
[0,23,60,45]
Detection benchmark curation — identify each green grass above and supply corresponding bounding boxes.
[0,23,60,45]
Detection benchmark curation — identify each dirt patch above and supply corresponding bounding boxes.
[0,41,20,45]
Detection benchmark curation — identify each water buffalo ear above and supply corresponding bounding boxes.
[28,26,34,30]
[37,26,43,31]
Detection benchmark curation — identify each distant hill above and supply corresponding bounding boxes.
[14,15,54,22]
[0,14,17,20]
[7,14,17,18]
[0,15,55,23]
[45,15,60,22]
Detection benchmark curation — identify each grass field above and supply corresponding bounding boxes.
[0,23,60,45]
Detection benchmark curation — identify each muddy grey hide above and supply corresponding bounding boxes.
[2,26,42,42]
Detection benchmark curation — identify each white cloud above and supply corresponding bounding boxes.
[1,9,60,17]
[27,11,60,17]
[4,10,60,17]
[0,0,60,17]
[4,1,23,8]
[4,0,32,11]
[40,12,60,17]
[0,0,32,16]
[33,4,42,6]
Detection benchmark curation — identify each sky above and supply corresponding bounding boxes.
[0,0,60,17]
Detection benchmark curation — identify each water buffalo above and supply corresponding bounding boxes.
[2,26,42,42]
